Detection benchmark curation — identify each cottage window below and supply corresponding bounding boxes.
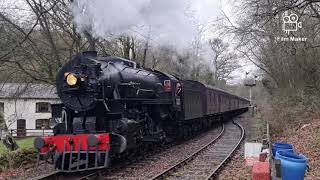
[35,119,50,129]
[36,102,51,113]
[0,102,3,113]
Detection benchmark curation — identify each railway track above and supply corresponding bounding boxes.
[34,120,243,180]
[32,170,93,180]
[101,124,224,180]
[33,124,224,180]
[151,120,244,180]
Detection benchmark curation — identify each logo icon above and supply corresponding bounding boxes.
[282,13,302,34]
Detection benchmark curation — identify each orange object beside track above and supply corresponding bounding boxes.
[252,162,270,180]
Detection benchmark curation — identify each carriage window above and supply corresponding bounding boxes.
[0,102,4,113]
[36,119,50,129]
[36,102,51,113]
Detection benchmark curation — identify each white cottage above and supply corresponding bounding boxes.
[0,83,60,136]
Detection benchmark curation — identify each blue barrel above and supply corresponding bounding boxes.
[272,142,294,156]
[275,151,307,180]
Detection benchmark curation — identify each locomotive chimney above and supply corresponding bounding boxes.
[83,51,97,57]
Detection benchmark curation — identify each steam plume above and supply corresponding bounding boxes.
[72,0,218,47]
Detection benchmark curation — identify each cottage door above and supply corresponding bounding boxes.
[17,119,26,136]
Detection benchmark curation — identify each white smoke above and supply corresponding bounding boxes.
[72,0,219,47]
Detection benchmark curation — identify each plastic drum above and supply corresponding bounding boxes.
[275,151,307,180]
[272,142,294,156]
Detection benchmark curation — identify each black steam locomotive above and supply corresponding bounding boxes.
[34,51,250,172]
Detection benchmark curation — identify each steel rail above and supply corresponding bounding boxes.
[32,171,63,180]
[205,120,245,180]
[33,170,98,180]
[150,123,226,180]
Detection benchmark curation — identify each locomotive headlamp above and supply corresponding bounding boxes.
[66,73,78,86]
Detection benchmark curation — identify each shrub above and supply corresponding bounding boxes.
[265,89,315,134]
[0,148,37,172]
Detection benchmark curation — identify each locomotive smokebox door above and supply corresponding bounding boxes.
[56,53,102,112]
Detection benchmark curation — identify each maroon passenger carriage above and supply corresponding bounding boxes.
[34,51,250,172]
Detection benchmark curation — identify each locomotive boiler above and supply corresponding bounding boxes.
[34,51,250,172]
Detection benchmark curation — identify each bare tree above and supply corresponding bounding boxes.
[221,0,320,130]
[209,38,240,83]
[0,0,87,84]
[219,0,320,92]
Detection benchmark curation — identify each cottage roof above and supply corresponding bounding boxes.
[0,83,58,99]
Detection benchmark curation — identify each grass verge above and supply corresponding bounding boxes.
[0,137,37,172]
[0,137,35,154]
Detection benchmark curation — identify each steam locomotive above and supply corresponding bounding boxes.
[34,51,250,172]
